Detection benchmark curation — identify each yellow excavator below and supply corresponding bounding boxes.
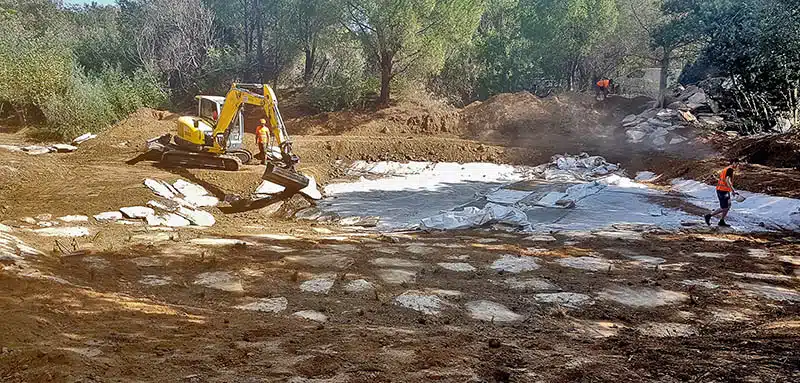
[146,83,310,190]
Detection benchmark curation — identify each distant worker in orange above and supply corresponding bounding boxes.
[705,160,741,227]
[596,78,612,100]
[256,118,269,165]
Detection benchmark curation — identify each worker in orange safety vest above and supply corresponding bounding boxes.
[596,78,612,100]
[255,118,269,165]
[704,160,741,227]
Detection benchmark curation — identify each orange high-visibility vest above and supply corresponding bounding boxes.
[716,166,733,191]
[255,125,269,144]
[597,79,610,88]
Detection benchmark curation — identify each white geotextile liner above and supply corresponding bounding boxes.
[533,154,621,182]
[672,179,800,231]
[325,162,534,195]
[420,203,533,232]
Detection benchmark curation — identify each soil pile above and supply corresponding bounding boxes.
[725,132,800,169]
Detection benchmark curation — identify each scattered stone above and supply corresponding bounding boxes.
[524,234,557,242]
[652,136,667,146]
[637,322,698,337]
[730,272,795,282]
[173,179,209,198]
[490,255,540,273]
[295,208,322,221]
[176,207,215,227]
[747,249,770,259]
[94,211,123,222]
[115,220,142,226]
[681,279,720,289]
[570,320,624,338]
[35,214,52,221]
[626,130,647,143]
[626,255,666,265]
[194,271,244,293]
[593,231,643,241]
[598,286,688,307]
[144,179,176,199]
[139,275,173,286]
[235,297,288,313]
[556,256,614,272]
[502,277,558,291]
[338,216,379,227]
[33,227,90,237]
[300,274,336,294]
[161,213,191,227]
[21,217,37,225]
[377,269,416,284]
[120,206,155,219]
[669,136,687,145]
[130,257,163,267]
[437,262,476,272]
[293,310,328,323]
[534,292,594,308]
[37,221,54,228]
[52,144,78,153]
[394,291,447,315]
[711,307,755,323]
[72,132,97,145]
[406,244,434,255]
[344,279,375,293]
[465,300,522,322]
[621,114,638,125]
[58,215,89,223]
[130,232,172,243]
[22,146,52,155]
[693,252,727,259]
[148,199,179,212]
[190,238,251,246]
[283,253,354,269]
[376,247,400,255]
[370,257,423,268]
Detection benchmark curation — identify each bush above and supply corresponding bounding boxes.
[40,67,166,139]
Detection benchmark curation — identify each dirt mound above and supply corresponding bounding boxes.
[73,108,178,161]
[726,132,800,169]
[289,99,460,137]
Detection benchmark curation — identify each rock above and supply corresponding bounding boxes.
[338,216,379,227]
[37,221,54,228]
[344,279,375,293]
[33,227,90,237]
[637,322,698,338]
[557,256,615,272]
[635,171,657,181]
[503,277,558,291]
[94,211,123,222]
[300,274,336,294]
[139,275,173,286]
[371,257,423,268]
[295,207,322,220]
[0,144,22,152]
[194,271,244,292]
[630,122,653,132]
[293,310,328,323]
[394,291,447,315]
[173,179,209,198]
[652,136,667,147]
[130,232,172,243]
[72,133,97,145]
[465,300,522,322]
[235,297,288,313]
[687,91,707,104]
[656,109,678,120]
[679,110,697,122]
[774,117,793,133]
[621,114,638,125]
[534,292,594,308]
[490,255,540,273]
[22,146,52,155]
[147,199,180,212]
[52,144,78,153]
[161,213,191,227]
[708,99,721,114]
[650,127,669,137]
[667,101,689,111]
[376,269,417,284]
[176,207,215,227]
[597,286,687,308]
[679,85,702,101]
[21,217,37,225]
[144,179,175,199]
[626,130,646,143]
[437,262,476,272]
[184,195,219,208]
[120,206,155,219]
[669,136,688,145]
[35,214,52,221]
[647,118,672,128]
[58,215,89,223]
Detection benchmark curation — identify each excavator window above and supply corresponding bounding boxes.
[199,99,219,122]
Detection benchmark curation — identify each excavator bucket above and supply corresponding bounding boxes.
[262,163,310,191]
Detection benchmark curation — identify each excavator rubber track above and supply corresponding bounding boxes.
[160,149,244,171]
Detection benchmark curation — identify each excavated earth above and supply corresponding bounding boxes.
[0,93,798,382]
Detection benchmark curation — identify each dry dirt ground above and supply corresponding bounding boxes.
[1,93,799,382]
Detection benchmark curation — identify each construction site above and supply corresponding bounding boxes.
[1,86,799,382]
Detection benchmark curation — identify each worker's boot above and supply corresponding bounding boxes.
[704,214,711,226]
[718,220,731,227]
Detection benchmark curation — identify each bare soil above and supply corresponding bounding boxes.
[1,93,799,382]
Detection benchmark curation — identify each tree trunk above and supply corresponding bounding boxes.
[379,52,393,106]
[658,49,672,108]
[303,44,315,86]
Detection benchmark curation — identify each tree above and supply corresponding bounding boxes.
[342,0,483,105]
[289,0,339,85]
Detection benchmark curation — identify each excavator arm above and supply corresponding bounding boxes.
[212,83,299,169]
